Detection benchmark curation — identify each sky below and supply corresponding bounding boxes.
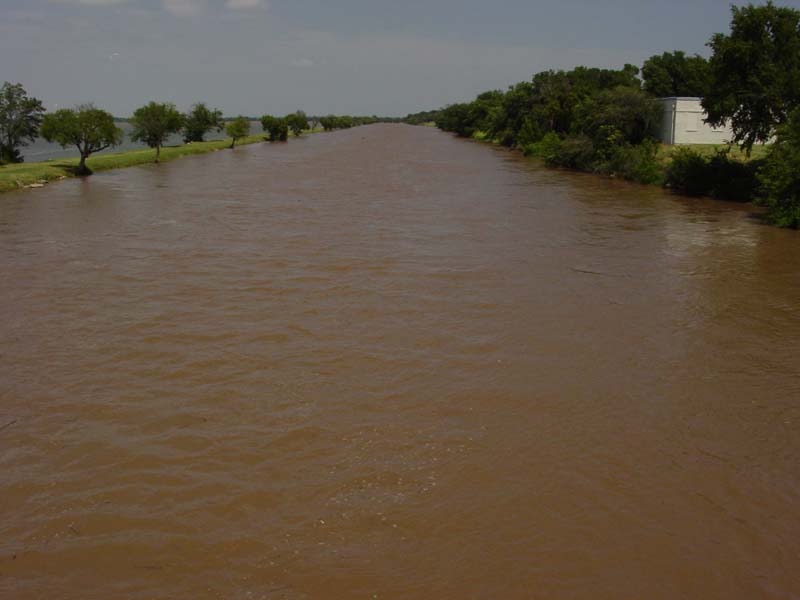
[2,0,799,117]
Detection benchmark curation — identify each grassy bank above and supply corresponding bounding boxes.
[467,128,768,203]
[0,129,322,194]
[657,143,769,163]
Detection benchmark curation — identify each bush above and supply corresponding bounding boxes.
[707,150,763,202]
[666,146,762,201]
[606,139,663,185]
[664,147,713,196]
[546,134,596,170]
[523,132,561,160]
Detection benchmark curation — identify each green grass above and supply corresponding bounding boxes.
[657,143,769,163]
[0,129,323,194]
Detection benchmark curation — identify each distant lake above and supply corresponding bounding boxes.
[20,121,263,163]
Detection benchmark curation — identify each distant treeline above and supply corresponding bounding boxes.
[403,2,800,228]
[0,89,399,176]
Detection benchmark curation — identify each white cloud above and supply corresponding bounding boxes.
[163,0,204,17]
[224,0,265,9]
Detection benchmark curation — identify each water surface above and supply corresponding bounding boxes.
[1,124,799,599]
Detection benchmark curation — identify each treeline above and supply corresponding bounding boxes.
[318,115,401,130]
[404,110,442,125]
[0,88,394,176]
[422,2,800,228]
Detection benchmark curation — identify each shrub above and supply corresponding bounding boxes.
[523,132,562,161]
[666,146,762,201]
[606,139,663,185]
[664,147,714,196]
[707,150,762,202]
[546,134,596,170]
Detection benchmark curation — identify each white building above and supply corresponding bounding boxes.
[657,97,733,145]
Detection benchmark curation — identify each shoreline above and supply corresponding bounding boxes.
[0,129,322,194]
[461,128,771,207]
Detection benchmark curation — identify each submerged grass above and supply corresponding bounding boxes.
[0,129,323,194]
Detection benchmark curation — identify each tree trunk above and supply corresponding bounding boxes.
[77,154,91,176]
[156,144,161,163]
[230,137,236,149]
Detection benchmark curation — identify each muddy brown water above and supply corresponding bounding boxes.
[1,124,799,599]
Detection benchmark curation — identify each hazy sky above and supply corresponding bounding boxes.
[2,0,799,117]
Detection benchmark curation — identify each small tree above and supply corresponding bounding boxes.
[0,82,45,164]
[704,2,800,152]
[183,102,224,143]
[40,104,123,175]
[129,101,184,162]
[319,116,336,131]
[226,116,250,148]
[260,115,289,142]
[286,111,309,137]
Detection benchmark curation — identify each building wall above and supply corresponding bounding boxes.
[657,97,734,145]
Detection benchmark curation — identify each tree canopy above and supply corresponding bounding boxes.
[286,111,309,137]
[183,103,223,143]
[641,51,711,98]
[40,104,123,175]
[759,107,800,227]
[226,116,250,148]
[261,115,289,142]
[0,82,45,164]
[703,1,800,151]
[129,101,184,162]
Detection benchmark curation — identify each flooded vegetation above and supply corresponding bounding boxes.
[1,125,799,599]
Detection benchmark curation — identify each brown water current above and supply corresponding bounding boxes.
[1,124,799,599]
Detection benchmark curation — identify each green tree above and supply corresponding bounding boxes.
[641,51,711,98]
[319,116,335,131]
[575,86,662,146]
[704,2,800,152]
[335,116,354,129]
[0,82,45,164]
[260,115,289,141]
[40,104,123,175]
[183,102,224,143]
[759,107,800,227]
[286,111,309,136]
[226,116,250,148]
[129,101,184,162]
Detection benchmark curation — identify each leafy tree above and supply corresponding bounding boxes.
[129,101,184,162]
[489,82,537,145]
[0,82,45,164]
[759,107,800,227]
[319,116,336,131]
[336,116,354,129]
[487,65,642,146]
[704,2,800,152]
[404,109,442,125]
[575,86,662,146]
[641,51,711,98]
[40,104,123,175]
[319,115,357,131]
[286,111,309,136]
[226,116,250,148]
[261,115,289,142]
[183,102,223,143]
